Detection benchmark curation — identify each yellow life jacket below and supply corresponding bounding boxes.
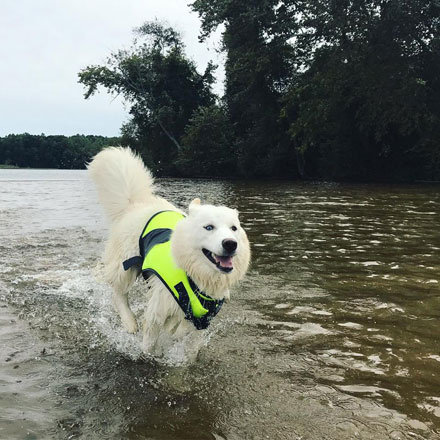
[122,210,224,330]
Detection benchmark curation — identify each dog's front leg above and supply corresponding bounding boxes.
[142,323,160,354]
[224,289,230,302]
[112,289,138,333]
[104,244,139,333]
[172,318,194,338]
[141,287,167,354]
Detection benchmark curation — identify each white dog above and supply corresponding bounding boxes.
[88,147,250,358]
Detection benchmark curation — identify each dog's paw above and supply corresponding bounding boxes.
[223,290,230,303]
[122,316,138,334]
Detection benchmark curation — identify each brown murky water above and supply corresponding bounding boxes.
[0,170,439,439]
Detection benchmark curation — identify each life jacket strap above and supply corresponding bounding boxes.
[174,281,192,320]
[122,256,143,271]
[174,280,224,330]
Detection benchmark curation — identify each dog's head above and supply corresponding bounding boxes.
[171,198,251,298]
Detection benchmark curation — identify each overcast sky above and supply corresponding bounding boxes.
[0,0,223,137]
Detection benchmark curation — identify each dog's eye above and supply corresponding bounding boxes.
[204,225,214,231]
[231,226,237,231]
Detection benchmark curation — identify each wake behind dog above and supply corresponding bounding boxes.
[88,147,250,361]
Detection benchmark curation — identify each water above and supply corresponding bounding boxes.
[0,169,439,439]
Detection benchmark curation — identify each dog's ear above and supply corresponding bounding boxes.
[189,198,201,214]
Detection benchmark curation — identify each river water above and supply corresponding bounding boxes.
[0,169,439,439]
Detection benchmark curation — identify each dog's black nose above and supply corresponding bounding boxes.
[222,239,237,254]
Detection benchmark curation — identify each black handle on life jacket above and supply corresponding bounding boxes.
[122,256,143,271]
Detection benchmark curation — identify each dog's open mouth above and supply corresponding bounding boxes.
[202,248,234,273]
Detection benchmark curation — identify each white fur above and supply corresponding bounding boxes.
[88,147,251,358]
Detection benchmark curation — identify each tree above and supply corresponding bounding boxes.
[191,0,299,177]
[0,134,119,169]
[78,21,217,175]
[283,0,440,181]
[176,104,236,177]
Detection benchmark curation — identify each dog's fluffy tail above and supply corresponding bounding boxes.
[88,147,154,222]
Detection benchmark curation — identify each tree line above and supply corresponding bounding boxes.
[78,1,439,182]
[0,134,120,169]
[4,1,438,181]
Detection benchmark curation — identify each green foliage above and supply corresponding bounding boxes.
[78,21,216,176]
[191,0,299,177]
[176,104,236,177]
[73,4,440,181]
[283,0,440,181]
[0,134,119,169]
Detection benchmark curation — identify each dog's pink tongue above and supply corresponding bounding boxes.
[215,255,233,268]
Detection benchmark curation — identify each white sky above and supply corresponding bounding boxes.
[0,0,223,137]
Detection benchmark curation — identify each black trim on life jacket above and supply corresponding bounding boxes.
[141,228,172,258]
[175,280,224,330]
[123,256,143,271]
[138,210,170,255]
[141,268,223,330]
[123,223,172,272]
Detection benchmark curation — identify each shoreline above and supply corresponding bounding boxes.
[1,166,439,185]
